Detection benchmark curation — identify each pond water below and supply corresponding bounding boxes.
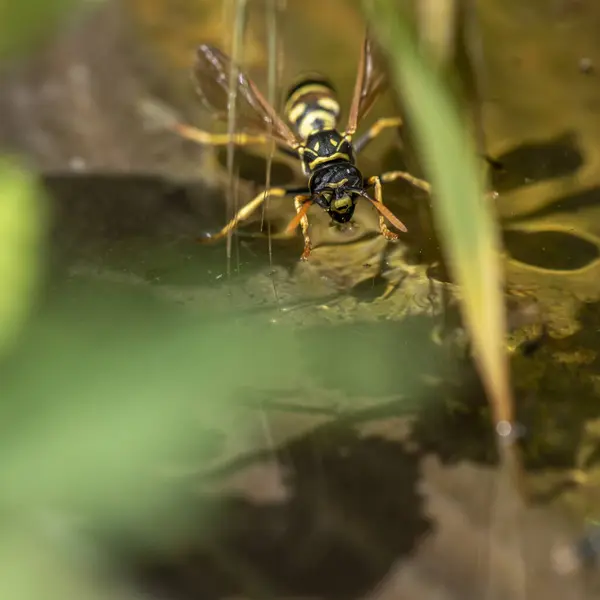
[4,0,600,597]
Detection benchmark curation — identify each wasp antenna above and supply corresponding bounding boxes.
[351,188,371,199]
[285,199,313,234]
[365,196,408,233]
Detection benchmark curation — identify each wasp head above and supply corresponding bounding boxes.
[325,189,357,223]
[311,163,363,224]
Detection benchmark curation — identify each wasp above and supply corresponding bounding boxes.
[168,31,431,260]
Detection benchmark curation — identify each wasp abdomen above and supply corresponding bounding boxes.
[284,76,341,141]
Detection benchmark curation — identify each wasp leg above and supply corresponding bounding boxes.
[174,123,266,146]
[293,195,313,260]
[353,117,404,155]
[377,170,432,193]
[378,170,498,200]
[367,176,401,241]
[199,186,305,243]
[170,123,300,159]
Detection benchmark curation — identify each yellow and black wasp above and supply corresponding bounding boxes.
[171,31,431,260]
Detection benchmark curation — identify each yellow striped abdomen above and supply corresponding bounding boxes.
[284,76,341,142]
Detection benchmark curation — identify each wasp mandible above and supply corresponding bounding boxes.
[169,31,431,260]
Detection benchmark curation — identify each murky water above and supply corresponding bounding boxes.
[5,0,600,597]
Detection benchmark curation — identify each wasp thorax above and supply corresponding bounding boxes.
[301,130,355,176]
[284,76,340,141]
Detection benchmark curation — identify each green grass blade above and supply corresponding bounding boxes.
[0,159,48,357]
[363,10,528,595]
[362,3,516,449]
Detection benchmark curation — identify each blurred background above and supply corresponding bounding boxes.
[4,0,600,598]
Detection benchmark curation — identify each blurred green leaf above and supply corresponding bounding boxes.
[0,283,307,542]
[0,279,311,600]
[0,0,85,59]
[0,526,122,600]
[363,3,515,433]
[0,158,47,358]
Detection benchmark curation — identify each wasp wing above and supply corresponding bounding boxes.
[345,33,389,136]
[193,45,300,149]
